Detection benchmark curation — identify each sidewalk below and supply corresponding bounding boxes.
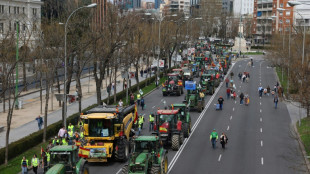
[0,70,153,148]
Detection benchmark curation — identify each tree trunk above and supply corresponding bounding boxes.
[40,72,43,114]
[55,69,61,107]
[113,65,118,104]
[93,61,102,105]
[5,77,14,165]
[22,61,27,91]
[43,75,50,143]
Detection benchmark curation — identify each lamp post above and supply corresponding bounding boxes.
[63,3,97,128]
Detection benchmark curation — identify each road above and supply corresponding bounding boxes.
[84,55,306,173]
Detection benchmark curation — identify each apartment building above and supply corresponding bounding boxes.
[170,0,191,16]
[0,0,42,47]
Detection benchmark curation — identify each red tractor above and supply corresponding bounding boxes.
[162,73,184,96]
[153,109,184,151]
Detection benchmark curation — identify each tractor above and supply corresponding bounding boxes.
[121,136,168,174]
[170,104,191,138]
[200,74,215,95]
[162,73,184,96]
[153,109,184,151]
[46,145,88,174]
[183,81,205,112]
[204,69,220,87]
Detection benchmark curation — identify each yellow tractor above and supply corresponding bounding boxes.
[79,104,136,163]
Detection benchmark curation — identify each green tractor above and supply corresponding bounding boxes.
[200,74,215,95]
[153,109,185,151]
[121,136,168,174]
[171,104,191,138]
[183,81,205,112]
[204,69,220,87]
[162,73,184,96]
[46,145,88,174]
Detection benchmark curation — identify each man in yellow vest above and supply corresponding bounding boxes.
[62,138,68,145]
[68,122,74,132]
[68,129,74,140]
[52,136,60,145]
[138,116,144,136]
[139,115,144,129]
[137,93,141,106]
[149,113,154,132]
[21,156,28,174]
[31,154,39,174]
[46,149,50,168]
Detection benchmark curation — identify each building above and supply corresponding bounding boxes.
[0,0,43,48]
[155,0,161,9]
[233,0,254,16]
[170,0,191,16]
[92,0,107,31]
[272,0,293,33]
[293,0,310,32]
[222,0,233,14]
[142,1,155,9]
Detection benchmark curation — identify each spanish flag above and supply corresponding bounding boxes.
[76,141,81,146]
[78,147,90,158]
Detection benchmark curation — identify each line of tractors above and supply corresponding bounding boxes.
[45,43,233,174]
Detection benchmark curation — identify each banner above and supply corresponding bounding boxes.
[159,60,164,68]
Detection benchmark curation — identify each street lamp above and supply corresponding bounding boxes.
[63,3,97,128]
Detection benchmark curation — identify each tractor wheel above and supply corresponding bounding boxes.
[197,102,202,112]
[161,155,168,174]
[163,92,167,96]
[177,89,181,96]
[180,132,184,144]
[189,120,192,133]
[114,138,129,162]
[171,134,180,151]
[150,166,160,174]
[181,88,184,94]
[183,123,190,138]
[120,165,128,174]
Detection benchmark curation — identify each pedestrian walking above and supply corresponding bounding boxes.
[21,156,28,174]
[36,115,43,130]
[31,154,39,174]
[233,91,237,100]
[263,88,267,96]
[149,113,154,132]
[225,77,229,88]
[112,82,115,91]
[41,149,48,173]
[218,96,224,110]
[267,85,271,96]
[140,69,143,77]
[274,85,277,93]
[244,94,249,105]
[258,86,263,97]
[107,84,111,95]
[226,88,231,99]
[210,129,218,149]
[271,90,275,96]
[274,95,279,109]
[239,92,244,105]
[238,72,242,80]
[220,133,228,149]
[141,97,145,110]
[137,93,141,106]
[118,99,123,107]
[130,93,135,105]
[242,74,246,82]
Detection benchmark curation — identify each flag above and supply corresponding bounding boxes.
[76,141,81,146]
[134,104,138,123]
[41,147,44,157]
[78,147,90,158]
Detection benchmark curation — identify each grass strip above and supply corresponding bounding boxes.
[297,117,310,156]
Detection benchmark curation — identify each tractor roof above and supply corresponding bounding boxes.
[81,113,116,119]
[201,74,211,76]
[157,110,179,115]
[172,103,186,107]
[49,145,77,152]
[172,69,183,71]
[167,73,179,76]
[135,136,159,141]
[85,105,134,114]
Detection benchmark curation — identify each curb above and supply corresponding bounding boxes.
[293,124,310,172]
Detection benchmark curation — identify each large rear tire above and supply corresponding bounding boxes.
[114,138,129,162]
[161,155,168,174]
[183,123,190,138]
[150,166,160,174]
[171,134,180,151]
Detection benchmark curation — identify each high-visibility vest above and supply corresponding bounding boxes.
[149,115,154,122]
[62,139,68,145]
[46,152,50,162]
[68,131,73,138]
[68,125,74,132]
[80,132,84,138]
[32,158,39,167]
[137,94,141,100]
[139,117,143,125]
[21,159,28,167]
[53,139,59,145]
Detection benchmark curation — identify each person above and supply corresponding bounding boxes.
[107,84,111,95]
[258,86,263,97]
[274,95,279,109]
[124,79,127,89]
[21,156,28,174]
[62,138,68,145]
[137,93,141,106]
[242,74,246,82]
[220,133,228,149]
[218,96,224,110]
[225,77,229,88]
[41,149,48,173]
[263,88,267,96]
[233,91,237,100]
[267,85,271,96]
[46,149,50,170]
[112,82,115,91]
[130,93,135,105]
[149,113,154,132]
[36,115,43,130]
[251,58,253,67]
[239,92,244,105]
[139,115,144,129]
[141,97,145,110]
[138,116,144,136]
[68,129,74,140]
[58,126,66,139]
[238,72,242,80]
[230,72,234,79]
[31,154,39,174]
[199,90,205,100]
[140,69,143,77]
[274,85,277,93]
[210,129,218,149]
[74,132,80,141]
[78,118,84,131]
[47,140,53,150]
[278,86,283,98]
[118,99,123,107]
[226,88,231,99]
[75,90,79,101]
[244,94,249,105]
[52,136,60,145]
[271,90,275,96]
[68,122,74,132]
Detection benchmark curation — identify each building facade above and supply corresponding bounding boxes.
[0,0,42,48]
[272,0,293,33]
[293,0,310,32]
[233,0,254,16]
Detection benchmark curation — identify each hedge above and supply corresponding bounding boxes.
[0,67,173,165]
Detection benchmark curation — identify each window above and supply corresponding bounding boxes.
[23,24,26,31]
[33,24,36,31]
[17,7,19,14]
[279,19,282,24]
[14,7,16,14]
[280,3,283,7]
[286,11,290,16]
[32,8,37,16]
[280,12,283,16]
[23,7,25,14]
[0,23,3,33]
[9,6,10,13]
[286,19,290,24]
[0,5,4,13]
[274,4,276,8]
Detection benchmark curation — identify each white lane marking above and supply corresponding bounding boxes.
[238,90,240,92]
[261,157,264,165]
[260,109,262,113]
[239,86,241,88]
[167,61,237,173]
[116,168,122,174]
[233,107,235,111]
[260,102,261,105]
[227,126,230,131]
[261,140,263,147]
[230,116,232,120]
[152,106,155,109]
[218,154,222,161]
[260,83,261,85]
[260,97,261,99]
[235,101,237,104]
[260,128,263,133]
[260,117,262,122]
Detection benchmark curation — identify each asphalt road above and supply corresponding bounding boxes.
[86,55,307,174]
